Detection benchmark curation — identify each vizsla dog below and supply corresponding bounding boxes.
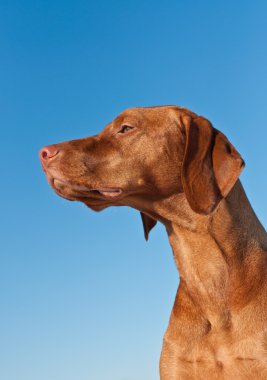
[40,106,267,379]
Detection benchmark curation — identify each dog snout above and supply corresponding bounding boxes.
[39,144,60,171]
[40,144,59,161]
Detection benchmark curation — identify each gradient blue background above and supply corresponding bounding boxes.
[0,1,266,379]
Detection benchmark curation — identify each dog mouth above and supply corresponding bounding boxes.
[51,178,123,200]
[89,188,122,197]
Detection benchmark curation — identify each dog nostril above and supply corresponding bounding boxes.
[40,145,59,161]
[41,150,48,159]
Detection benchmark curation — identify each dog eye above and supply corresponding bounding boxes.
[118,125,134,134]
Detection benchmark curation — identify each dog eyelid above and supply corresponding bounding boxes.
[117,124,135,134]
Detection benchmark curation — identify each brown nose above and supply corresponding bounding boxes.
[39,145,59,161]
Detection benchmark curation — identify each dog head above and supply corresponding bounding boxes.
[40,106,244,239]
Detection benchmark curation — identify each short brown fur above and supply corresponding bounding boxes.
[40,106,267,379]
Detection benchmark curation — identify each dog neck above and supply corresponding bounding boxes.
[156,180,267,325]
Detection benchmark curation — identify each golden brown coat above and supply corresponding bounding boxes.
[40,106,267,379]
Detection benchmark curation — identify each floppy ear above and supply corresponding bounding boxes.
[181,115,245,215]
[140,212,157,241]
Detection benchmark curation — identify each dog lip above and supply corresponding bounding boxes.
[41,162,47,173]
[66,184,123,197]
[96,188,122,197]
[50,178,123,199]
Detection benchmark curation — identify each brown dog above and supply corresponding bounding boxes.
[40,106,267,379]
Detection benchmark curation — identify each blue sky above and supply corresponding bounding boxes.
[0,1,266,379]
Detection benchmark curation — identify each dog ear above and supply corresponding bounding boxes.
[140,212,157,240]
[181,115,245,215]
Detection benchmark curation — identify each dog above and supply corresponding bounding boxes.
[40,105,267,379]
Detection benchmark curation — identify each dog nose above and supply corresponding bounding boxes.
[39,145,59,161]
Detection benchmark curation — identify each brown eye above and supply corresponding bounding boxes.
[118,125,134,134]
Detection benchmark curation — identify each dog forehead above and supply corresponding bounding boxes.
[116,105,185,126]
[122,105,177,117]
